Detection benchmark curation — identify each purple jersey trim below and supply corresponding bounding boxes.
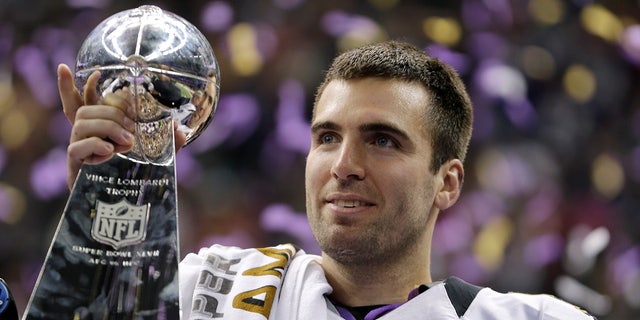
[332,286,423,319]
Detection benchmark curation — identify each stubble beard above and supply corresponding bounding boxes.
[308,200,430,268]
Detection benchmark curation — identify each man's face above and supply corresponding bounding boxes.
[305,78,440,265]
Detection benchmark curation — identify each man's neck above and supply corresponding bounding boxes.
[320,253,431,307]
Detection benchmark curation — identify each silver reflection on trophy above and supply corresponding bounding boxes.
[75,5,219,165]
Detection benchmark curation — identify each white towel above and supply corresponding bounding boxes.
[272,250,340,319]
[180,243,337,320]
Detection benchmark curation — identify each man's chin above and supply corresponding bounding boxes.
[319,236,382,265]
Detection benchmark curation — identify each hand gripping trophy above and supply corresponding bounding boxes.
[23,6,219,319]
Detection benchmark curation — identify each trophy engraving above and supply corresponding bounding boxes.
[23,5,219,319]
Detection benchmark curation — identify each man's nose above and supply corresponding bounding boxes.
[331,141,365,181]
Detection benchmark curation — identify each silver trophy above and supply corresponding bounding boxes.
[23,6,219,319]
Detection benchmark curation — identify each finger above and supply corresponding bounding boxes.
[83,71,101,105]
[101,88,136,118]
[74,103,136,135]
[75,87,137,138]
[71,117,135,148]
[58,64,82,125]
[66,137,115,189]
[68,137,115,165]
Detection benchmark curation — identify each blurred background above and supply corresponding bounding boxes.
[0,0,639,318]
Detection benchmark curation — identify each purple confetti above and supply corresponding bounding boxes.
[260,203,319,254]
[621,25,640,66]
[321,11,378,39]
[433,213,474,254]
[461,0,493,30]
[176,149,203,188]
[524,233,564,267]
[200,1,234,33]
[504,99,537,130]
[254,24,278,60]
[451,253,487,284]
[609,246,640,290]
[426,44,471,75]
[189,93,261,153]
[524,187,560,226]
[466,32,508,60]
[321,11,353,36]
[29,148,68,200]
[275,79,310,153]
[65,0,111,9]
[47,112,73,147]
[14,45,58,108]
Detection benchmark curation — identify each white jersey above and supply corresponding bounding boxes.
[179,244,595,320]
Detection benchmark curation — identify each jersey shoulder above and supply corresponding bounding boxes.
[454,278,596,320]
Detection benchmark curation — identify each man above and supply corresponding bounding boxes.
[59,41,594,319]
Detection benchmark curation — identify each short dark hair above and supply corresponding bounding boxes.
[313,40,473,173]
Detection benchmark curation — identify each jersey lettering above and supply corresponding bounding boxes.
[192,253,241,317]
[191,246,296,319]
[232,247,294,317]
[198,270,234,293]
[232,286,277,318]
[205,254,240,275]
[241,247,293,278]
[192,293,224,318]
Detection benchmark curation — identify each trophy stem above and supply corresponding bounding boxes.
[23,138,180,320]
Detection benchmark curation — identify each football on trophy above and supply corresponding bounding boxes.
[74,5,219,164]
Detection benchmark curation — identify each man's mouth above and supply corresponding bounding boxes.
[333,199,366,208]
[325,193,375,210]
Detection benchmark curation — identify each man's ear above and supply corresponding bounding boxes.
[434,159,464,210]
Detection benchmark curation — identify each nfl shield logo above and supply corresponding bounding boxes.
[91,199,150,249]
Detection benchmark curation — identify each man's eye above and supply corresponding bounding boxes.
[319,133,336,144]
[374,135,396,148]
